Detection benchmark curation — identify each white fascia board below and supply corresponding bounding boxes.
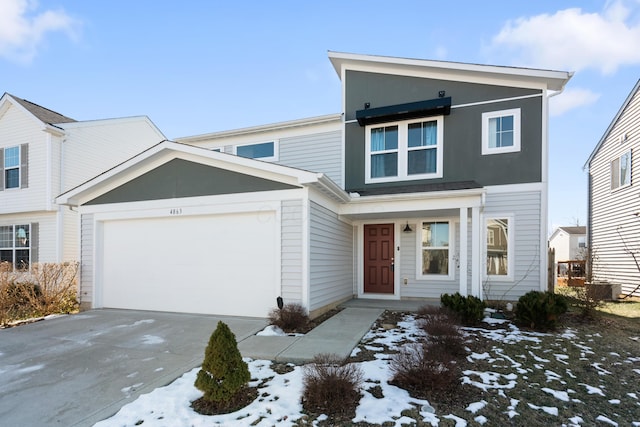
[328,51,572,91]
[175,114,342,144]
[339,188,484,216]
[57,115,167,140]
[2,94,61,130]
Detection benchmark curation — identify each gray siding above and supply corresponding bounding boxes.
[344,70,543,192]
[589,86,640,296]
[483,190,542,300]
[309,201,354,312]
[79,213,94,309]
[277,130,342,187]
[281,199,304,303]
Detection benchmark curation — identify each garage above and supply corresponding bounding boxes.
[99,211,278,317]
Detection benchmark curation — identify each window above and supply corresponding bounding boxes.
[366,116,443,183]
[611,150,631,190]
[419,220,453,278]
[235,141,277,161]
[0,224,30,270]
[482,108,521,155]
[485,217,512,279]
[577,236,586,248]
[4,146,20,189]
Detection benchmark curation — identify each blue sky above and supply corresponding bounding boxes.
[2,0,640,231]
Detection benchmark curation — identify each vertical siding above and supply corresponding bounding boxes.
[281,199,303,303]
[278,130,343,187]
[309,201,353,312]
[79,213,94,309]
[483,190,542,300]
[589,87,640,296]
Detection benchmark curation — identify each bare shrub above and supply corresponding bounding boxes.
[390,342,461,400]
[0,262,78,326]
[420,315,466,357]
[267,302,309,333]
[302,353,363,418]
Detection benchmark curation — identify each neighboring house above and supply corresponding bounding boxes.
[0,93,166,269]
[549,226,587,262]
[585,79,640,297]
[56,52,571,318]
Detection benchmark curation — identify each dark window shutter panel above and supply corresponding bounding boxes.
[0,147,4,191]
[20,144,28,189]
[30,222,39,264]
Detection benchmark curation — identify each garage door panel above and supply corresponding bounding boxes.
[101,212,277,317]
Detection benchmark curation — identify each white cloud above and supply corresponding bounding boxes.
[0,0,79,63]
[549,87,601,116]
[488,0,640,74]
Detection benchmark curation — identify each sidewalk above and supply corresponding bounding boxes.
[238,307,383,363]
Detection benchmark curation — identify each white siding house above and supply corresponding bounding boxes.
[585,80,640,297]
[0,93,165,267]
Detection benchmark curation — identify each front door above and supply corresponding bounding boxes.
[364,223,395,294]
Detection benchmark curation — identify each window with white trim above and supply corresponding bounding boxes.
[482,108,521,155]
[611,149,631,190]
[366,116,443,183]
[0,224,30,270]
[418,220,453,278]
[485,216,513,279]
[4,146,20,189]
[234,141,278,161]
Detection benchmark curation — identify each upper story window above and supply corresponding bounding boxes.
[611,149,631,190]
[366,116,443,183]
[4,146,20,189]
[0,224,30,270]
[482,108,521,155]
[234,141,278,161]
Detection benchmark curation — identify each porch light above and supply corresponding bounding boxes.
[403,222,413,233]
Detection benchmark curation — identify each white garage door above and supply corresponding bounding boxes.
[100,212,278,317]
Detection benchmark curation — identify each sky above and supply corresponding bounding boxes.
[2,0,640,231]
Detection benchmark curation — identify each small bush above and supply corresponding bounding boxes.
[420,313,466,357]
[390,342,461,400]
[302,353,363,418]
[267,302,309,333]
[515,291,568,331]
[193,321,252,414]
[440,292,486,325]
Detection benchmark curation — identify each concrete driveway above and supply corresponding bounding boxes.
[0,309,266,427]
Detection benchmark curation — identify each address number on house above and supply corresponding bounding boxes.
[169,208,183,215]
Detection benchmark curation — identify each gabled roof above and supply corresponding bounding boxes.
[56,140,349,206]
[4,93,76,125]
[549,226,586,242]
[584,79,640,169]
[328,51,573,92]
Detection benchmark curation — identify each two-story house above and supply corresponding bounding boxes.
[585,79,640,298]
[549,226,587,262]
[56,52,572,317]
[0,93,166,269]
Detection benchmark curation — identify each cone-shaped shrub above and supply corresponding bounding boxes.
[194,321,250,404]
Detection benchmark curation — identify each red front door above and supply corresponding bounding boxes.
[364,223,395,294]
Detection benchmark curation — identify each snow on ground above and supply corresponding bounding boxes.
[94,315,640,426]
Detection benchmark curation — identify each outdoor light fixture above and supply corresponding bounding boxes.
[403,222,413,233]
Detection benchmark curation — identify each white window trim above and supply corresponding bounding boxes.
[0,223,30,270]
[365,116,444,184]
[483,214,514,282]
[481,108,521,155]
[233,140,279,161]
[415,218,455,281]
[4,145,21,190]
[611,149,631,191]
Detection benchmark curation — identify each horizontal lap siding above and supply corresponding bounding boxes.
[484,190,542,300]
[309,201,353,312]
[281,199,303,303]
[79,214,94,308]
[590,88,640,296]
[278,131,342,187]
